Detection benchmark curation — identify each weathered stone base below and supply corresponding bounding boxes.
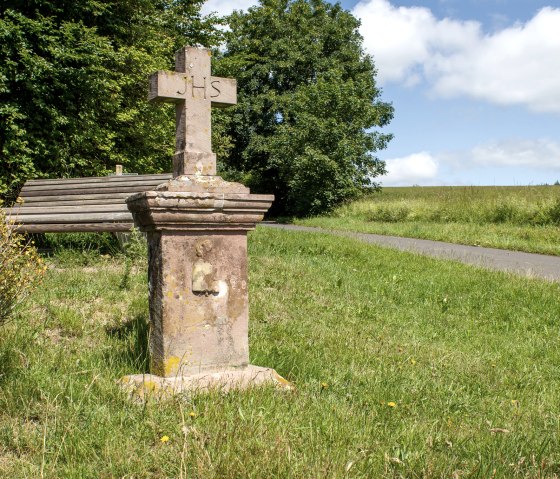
[119,365,292,401]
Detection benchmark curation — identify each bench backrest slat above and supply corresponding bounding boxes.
[19,194,135,206]
[24,174,171,187]
[21,180,171,195]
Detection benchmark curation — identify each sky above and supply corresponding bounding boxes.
[202,0,560,186]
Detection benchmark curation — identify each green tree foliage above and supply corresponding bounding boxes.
[0,0,220,200]
[216,0,393,216]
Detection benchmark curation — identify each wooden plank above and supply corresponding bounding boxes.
[6,204,130,215]
[14,199,130,208]
[20,184,164,198]
[14,223,134,233]
[21,179,169,194]
[18,193,133,205]
[10,212,133,223]
[25,173,171,187]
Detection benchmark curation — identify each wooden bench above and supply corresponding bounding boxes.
[4,173,172,233]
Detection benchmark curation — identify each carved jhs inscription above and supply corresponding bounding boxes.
[176,77,223,99]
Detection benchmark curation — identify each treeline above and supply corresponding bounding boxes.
[0,0,393,216]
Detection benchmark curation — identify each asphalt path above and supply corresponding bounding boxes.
[262,223,560,283]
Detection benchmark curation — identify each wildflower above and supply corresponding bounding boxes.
[387,402,396,408]
[189,411,197,418]
[320,382,328,390]
[160,435,170,443]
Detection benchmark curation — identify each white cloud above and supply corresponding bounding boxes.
[352,0,480,84]
[353,0,560,112]
[470,139,560,169]
[201,0,257,17]
[381,152,439,185]
[379,139,560,186]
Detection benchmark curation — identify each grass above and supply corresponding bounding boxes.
[297,186,560,255]
[1,227,560,477]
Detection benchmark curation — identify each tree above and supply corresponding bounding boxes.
[215,0,393,216]
[0,0,221,200]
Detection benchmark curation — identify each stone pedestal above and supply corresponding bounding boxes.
[121,176,290,397]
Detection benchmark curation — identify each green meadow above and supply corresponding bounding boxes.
[298,186,560,255]
[1,227,560,477]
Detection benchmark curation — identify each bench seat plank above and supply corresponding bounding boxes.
[17,197,134,207]
[11,212,133,223]
[17,223,134,233]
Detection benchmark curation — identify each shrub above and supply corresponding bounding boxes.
[367,205,410,223]
[122,228,147,261]
[35,232,120,255]
[545,198,560,225]
[486,202,518,224]
[0,205,45,324]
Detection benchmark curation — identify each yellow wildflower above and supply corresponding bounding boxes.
[387,402,396,408]
[160,435,170,443]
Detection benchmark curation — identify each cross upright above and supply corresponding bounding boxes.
[148,47,237,177]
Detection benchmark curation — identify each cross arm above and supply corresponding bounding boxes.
[209,77,237,107]
[148,71,237,107]
[148,71,184,103]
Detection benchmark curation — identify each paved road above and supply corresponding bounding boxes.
[262,223,560,283]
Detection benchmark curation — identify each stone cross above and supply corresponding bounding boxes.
[148,47,237,177]
[122,46,288,398]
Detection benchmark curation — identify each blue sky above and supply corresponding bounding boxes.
[203,0,560,186]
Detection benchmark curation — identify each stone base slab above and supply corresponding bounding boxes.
[119,365,292,401]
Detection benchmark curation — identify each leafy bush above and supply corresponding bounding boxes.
[0,207,45,324]
[217,0,393,216]
[0,1,222,199]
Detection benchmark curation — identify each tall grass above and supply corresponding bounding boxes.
[1,227,560,477]
[343,186,560,226]
[299,186,560,255]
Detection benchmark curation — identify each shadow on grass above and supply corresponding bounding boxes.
[106,314,150,374]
